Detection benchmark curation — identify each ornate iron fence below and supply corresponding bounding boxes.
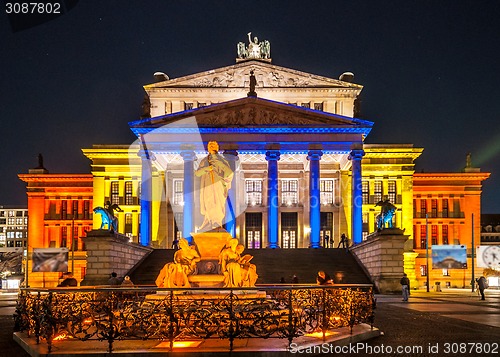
[14,285,375,353]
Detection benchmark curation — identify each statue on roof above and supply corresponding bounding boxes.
[236,33,271,61]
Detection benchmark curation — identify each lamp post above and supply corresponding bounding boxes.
[471,213,475,293]
[426,214,430,292]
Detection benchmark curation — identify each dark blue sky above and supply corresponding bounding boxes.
[1,1,499,212]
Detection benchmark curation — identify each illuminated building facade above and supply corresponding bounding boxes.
[411,172,490,288]
[21,41,492,288]
[18,166,93,286]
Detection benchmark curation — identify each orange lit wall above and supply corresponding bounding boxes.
[18,173,93,287]
[411,172,490,288]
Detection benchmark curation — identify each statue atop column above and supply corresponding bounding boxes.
[194,141,234,231]
[236,32,271,62]
[93,201,123,232]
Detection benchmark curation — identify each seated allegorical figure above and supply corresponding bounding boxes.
[219,238,243,288]
[236,244,258,287]
[155,238,201,288]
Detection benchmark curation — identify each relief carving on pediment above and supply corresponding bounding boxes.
[191,67,318,88]
[200,108,324,126]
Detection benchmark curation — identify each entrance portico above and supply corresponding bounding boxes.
[130,96,372,248]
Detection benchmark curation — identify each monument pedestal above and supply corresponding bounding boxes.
[350,228,409,294]
[188,231,232,288]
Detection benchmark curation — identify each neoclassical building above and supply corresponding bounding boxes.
[21,38,491,288]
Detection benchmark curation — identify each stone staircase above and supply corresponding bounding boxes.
[128,248,372,287]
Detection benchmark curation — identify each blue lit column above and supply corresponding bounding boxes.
[266,150,280,248]
[139,153,152,246]
[181,150,196,243]
[224,149,238,238]
[350,148,365,245]
[308,150,323,248]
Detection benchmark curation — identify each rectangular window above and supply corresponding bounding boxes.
[72,200,78,219]
[61,201,67,220]
[61,226,67,247]
[15,217,23,225]
[83,200,90,220]
[313,102,324,111]
[431,199,437,218]
[125,181,134,205]
[125,213,133,234]
[374,181,383,203]
[281,212,298,249]
[111,181,120,205]
[420,225,427,249]
[245,179,262,206]
[173,180,184,205]
[362,180,369,204]
[442,269,450,276]
[388,181,396,203]
[8,211,14,217]
[420,200,427,217]
[301,102,310,108]
[184,102,193,110]
[198,102,206,108]
[174,213,183,240]
[245,213,262,249]
[442,225,449,245]
[442,199,448,218]
[8,217,15,225]
[431,225,438,245]
[281,179,298,205]
[320,179,334,205]
[420,265,427,277]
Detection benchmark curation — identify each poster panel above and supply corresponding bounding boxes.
[0,247,23,275]
[476,245,500,269]
[432,245,467,269]
[32,248,69,272]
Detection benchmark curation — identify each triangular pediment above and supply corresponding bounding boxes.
[131,97,372,129]
[144,60,362,89]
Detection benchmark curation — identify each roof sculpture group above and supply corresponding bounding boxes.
[237,32,271,60]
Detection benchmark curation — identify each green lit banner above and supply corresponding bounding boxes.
[32,248,69,272]
[431,245,467,269]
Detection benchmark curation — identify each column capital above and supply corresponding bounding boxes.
[307,150,323,161]
[265,150,281,161]
[180,150,197,161]
[349,149,365,161]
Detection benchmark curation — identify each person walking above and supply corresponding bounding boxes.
[400,273,410,302]
[476,276,488,300]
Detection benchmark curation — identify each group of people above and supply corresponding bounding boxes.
[57,271,135,287]
[399,273,490,301]
[323,233,349,248]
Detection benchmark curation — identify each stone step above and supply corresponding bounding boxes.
[129,248,371,286]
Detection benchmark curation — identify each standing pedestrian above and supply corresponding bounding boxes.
[108,272,121,285]
[400,273,410,302]
[476,276,488,300]
[324,235,330,248]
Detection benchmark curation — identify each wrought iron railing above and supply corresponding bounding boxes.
[14,284,375,353]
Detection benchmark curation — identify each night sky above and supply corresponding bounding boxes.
[1,1,499,213]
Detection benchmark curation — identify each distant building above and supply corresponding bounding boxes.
[0,206,27,248]
[18,164,93,287]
